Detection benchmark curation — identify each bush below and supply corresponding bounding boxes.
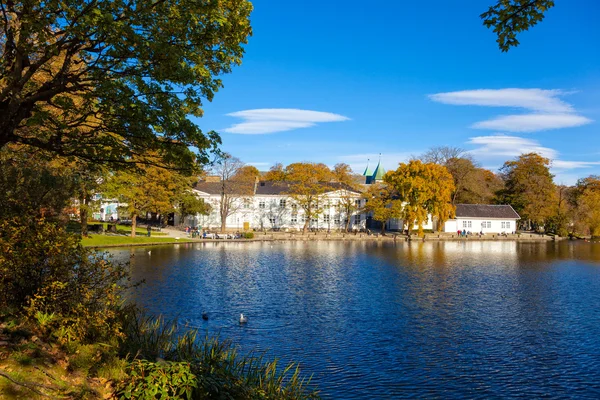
[115,359,197,400]
[243,232,254,239]
[0,217,131,344]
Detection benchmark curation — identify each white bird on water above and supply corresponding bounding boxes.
[239,314,248,324]
[147,250,151,255]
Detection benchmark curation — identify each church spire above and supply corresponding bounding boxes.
[372,154,386,182]
[362,158,373,177]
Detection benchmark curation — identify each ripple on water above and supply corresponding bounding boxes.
[116,241,600,399]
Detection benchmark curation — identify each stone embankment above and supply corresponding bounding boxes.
[163,229,564,243]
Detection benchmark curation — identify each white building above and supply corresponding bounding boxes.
[443,204,520,234]
[188,180,365,231]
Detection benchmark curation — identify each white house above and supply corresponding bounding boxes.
[188,179,365,231]
[444,204,520,234]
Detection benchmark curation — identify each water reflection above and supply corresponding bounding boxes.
[106,241,600,399]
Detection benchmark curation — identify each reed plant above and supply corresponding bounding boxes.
[117,308,319,399]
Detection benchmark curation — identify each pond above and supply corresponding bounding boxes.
[109,241,600,399]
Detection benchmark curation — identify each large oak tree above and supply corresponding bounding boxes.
[0,0,252,171]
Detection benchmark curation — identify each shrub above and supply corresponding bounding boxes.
[115,359,197,400]
[0,217,131,344]
[243,232,254,239]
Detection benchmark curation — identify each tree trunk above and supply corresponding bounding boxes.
[79,195,88,237]
[303,217,309,234]
[381,221,386,235]
[221,213,227,233]
[131,213,137,238]
[345,216,351,232]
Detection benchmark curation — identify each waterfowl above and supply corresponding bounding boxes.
[239,313,248,324]
[202,312,209,321]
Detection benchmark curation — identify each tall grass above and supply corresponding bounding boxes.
[118,308,319,399]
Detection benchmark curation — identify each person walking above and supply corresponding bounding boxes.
[147,225,152,237]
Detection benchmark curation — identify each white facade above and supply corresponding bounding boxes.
[444,218,516,234]
[443,205,520,234]
[191,185,366,232]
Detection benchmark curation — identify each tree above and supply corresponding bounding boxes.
[482,0,555,51]
[0,0,252,171]
[333,163,354,185]
[263,163,286,181]
[284,162,334,233]
[385,160,455,234]
[103,162,187,237]
[496,153,556,230]
[571,176,600,237]
[0,144,76,219]
[363,184,403,234]
[212,154,255,233]
[420,146,466,165]
[176,192,211,227]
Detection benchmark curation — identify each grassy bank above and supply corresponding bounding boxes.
[68,221,169,236]
[82,235,191,247]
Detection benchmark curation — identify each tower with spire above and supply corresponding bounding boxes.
[363,154,386,184]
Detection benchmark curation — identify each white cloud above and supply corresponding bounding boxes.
[472,113,592,132]
[552,160,600,170]
[467,135,600,184]
[429,88,593,133]
[429,88,574,113]
[224,108,349,134]
[467,135,557,159]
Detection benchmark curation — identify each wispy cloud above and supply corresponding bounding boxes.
[467,135,557,159]
[467,135,600,177]
[224,108,350,134]
[472,113,592,132]
[429,88,592,133]
[429,89,574,113]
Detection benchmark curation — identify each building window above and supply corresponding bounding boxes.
[243,200,251,209]
[354,199,361,208]
[481,221,491,228]
[463,221,472,228]
[259,201,265,209]
[334,217,340,225]
[487,221,491,228]
[354,215,361,224]
[269,217,276,225]
[279,199,286,208]
[311,217,318,223]
[323,215,330,223]
[291,216,297,224]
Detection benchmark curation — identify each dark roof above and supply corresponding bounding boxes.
[255,181,359,195]
[455,204,520,219]
[194,180,360,196]
[193,181,223,195]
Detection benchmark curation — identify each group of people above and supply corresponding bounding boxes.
[185,226,243,239]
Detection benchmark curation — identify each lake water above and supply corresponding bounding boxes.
[110,241,600,399]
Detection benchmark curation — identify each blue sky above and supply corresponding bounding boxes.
[194,0,600,184]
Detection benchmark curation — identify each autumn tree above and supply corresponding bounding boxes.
[363,184,403,234]
[284,162,334,234]
[333,163,354,185]
[385,160,455,234]
[103,160,191,237]
[481,0,555,51]
[212,154,255,233]
[496,153,556,231]
[571,176,600,237]
[0,0,252,171]
[0,144,77,219]
[263,163,287,181]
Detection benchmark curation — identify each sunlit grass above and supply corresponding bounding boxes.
[82,235,191,247]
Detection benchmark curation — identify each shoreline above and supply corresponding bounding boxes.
[85,232,569,248]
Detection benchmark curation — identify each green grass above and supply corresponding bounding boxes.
[82,235,191,247]
[68,221,168,236]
